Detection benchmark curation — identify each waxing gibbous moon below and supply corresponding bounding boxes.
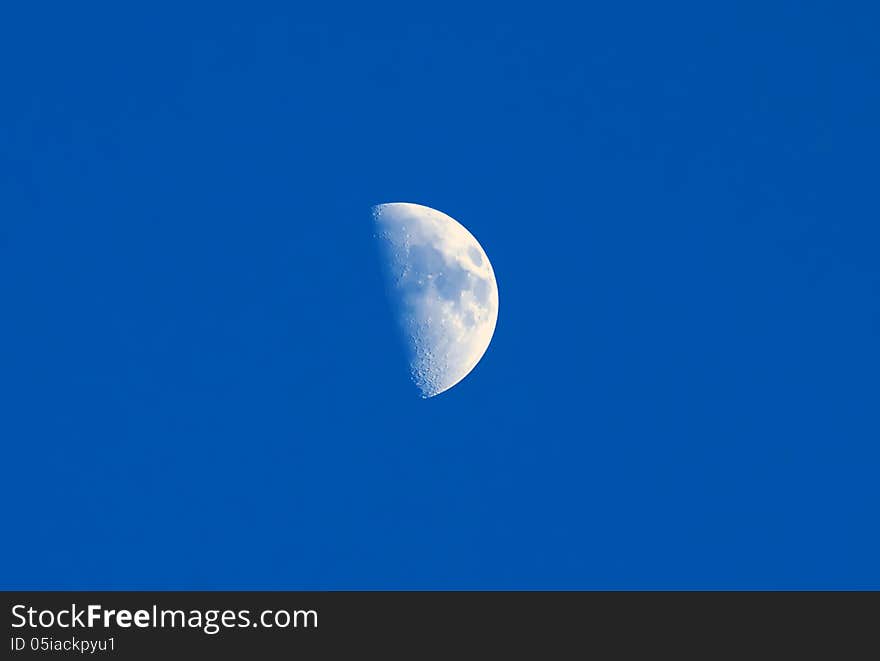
[373,202,499,398]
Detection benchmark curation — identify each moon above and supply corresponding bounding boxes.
[372,202,499,398]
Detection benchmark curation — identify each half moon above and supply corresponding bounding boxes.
[372,202,499,398]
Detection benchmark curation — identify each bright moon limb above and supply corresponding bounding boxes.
[372,202,500,398]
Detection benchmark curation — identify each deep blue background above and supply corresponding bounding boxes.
[2,2,878,588]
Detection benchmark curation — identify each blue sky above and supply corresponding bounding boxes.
[2,2,879,588]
